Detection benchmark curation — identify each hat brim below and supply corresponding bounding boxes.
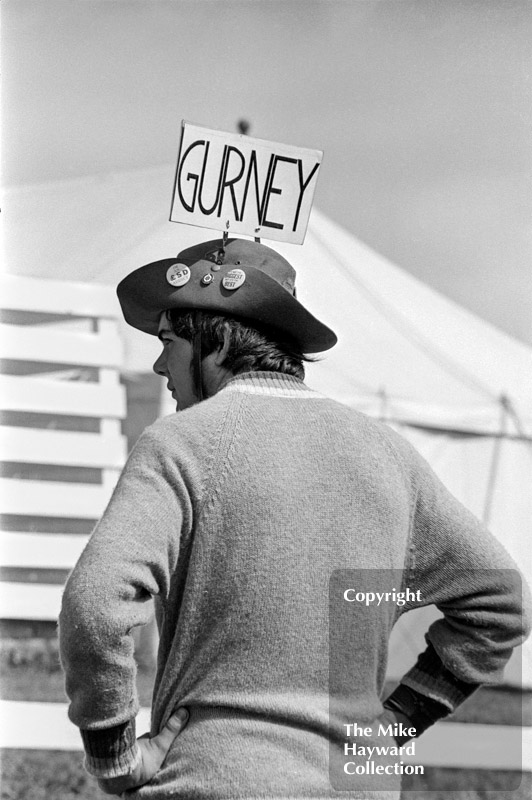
[117,258,337,353]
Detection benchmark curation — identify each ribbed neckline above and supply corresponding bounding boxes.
[219,371,322,399]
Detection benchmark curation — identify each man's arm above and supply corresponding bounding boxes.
[383,432,531,741]
[59,423,195,783]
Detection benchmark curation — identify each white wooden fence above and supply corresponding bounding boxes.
[0,274,127,630]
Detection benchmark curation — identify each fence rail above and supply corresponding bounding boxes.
[1,532,89,569]
[0,375,126,417]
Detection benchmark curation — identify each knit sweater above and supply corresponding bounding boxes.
[59,372,529,799]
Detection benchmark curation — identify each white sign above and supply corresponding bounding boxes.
[170,122,323,244]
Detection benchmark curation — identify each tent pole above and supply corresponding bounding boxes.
[482,395,508,527]
[378,386,389,422]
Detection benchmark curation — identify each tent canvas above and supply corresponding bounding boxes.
[3,165,531,684]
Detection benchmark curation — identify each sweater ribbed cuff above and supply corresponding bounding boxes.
[81,720,141,779]
[401,643,481,711]
[383,683,449,742]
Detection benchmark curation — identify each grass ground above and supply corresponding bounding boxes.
[1,639,530,799]
[2,749,531,800]
[0,749,95,800]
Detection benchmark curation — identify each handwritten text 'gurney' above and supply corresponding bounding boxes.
[175,140,320,233]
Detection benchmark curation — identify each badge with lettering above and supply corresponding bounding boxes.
[222,269,246,290]
[166,264,191,287]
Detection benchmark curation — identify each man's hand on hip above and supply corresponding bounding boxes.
[97,707,189,796]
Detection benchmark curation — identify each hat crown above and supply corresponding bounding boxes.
[177,238,296,295]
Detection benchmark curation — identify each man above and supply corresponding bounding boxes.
[59,237,529,798]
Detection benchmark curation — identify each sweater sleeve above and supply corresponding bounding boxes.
[394,435,531,710]
[59,424,194,759]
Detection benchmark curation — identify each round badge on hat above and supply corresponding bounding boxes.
[222,269,246,290]
[166,264,191,287]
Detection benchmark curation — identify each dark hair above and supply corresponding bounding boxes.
[167,310,312,379]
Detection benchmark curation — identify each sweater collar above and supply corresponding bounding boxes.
[218,371,321,399]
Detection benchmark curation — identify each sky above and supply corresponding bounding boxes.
[2,0,531,345]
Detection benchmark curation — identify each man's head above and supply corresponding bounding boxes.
[153,309,310,410]
[117,236,337,408]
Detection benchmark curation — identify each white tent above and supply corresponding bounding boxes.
[3,165,531,683]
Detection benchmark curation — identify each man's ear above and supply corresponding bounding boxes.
[214,327,231,366]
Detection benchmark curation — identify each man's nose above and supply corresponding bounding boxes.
[153,350,167,376]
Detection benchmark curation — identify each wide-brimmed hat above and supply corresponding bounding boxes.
[117,237,337,353]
